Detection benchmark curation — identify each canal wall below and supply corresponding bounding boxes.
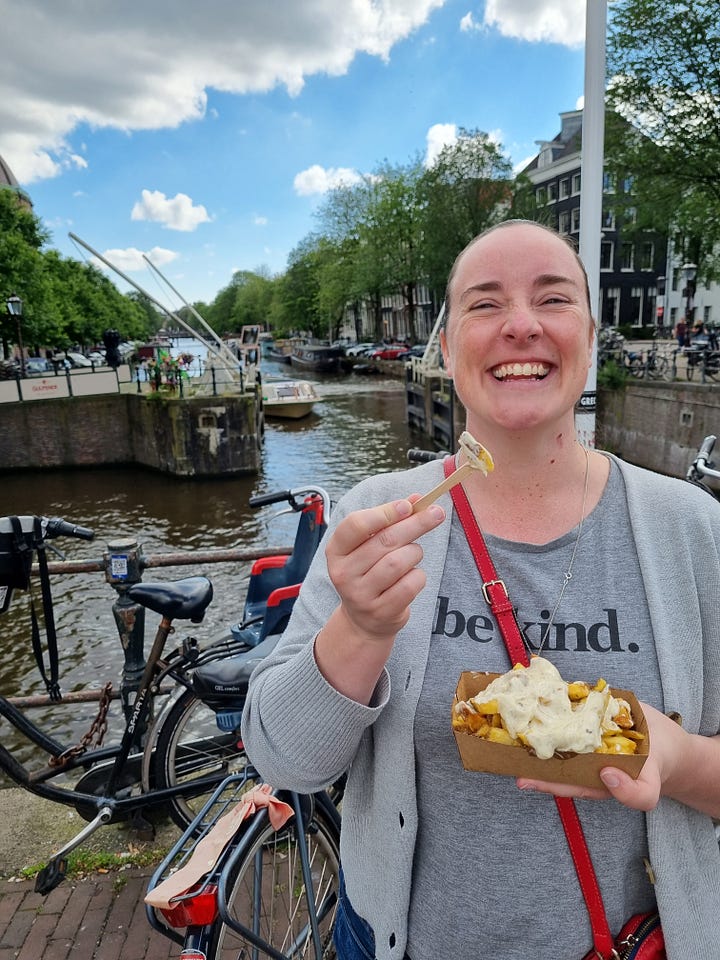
[597,380,720,487]
[0,392,262,476]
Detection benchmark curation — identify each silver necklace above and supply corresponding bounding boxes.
[538,443,590,654]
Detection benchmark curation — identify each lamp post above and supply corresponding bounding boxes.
[682,262,697,331]
[6,294,24,377]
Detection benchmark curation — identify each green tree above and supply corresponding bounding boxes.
[606,0,720,273]
[0,191,50,355]
[417,129,517,304]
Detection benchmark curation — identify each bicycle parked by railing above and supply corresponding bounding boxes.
[0,484,330,894]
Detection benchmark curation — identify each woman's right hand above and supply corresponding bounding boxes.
[314,497,445,702]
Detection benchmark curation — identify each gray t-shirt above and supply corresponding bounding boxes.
[407,460,663,960]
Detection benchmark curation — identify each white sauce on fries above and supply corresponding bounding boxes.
[470,657,625,760]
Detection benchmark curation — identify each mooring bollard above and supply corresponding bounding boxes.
[103,537,147,729]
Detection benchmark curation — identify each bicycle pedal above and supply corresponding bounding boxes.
[34,857,68,894]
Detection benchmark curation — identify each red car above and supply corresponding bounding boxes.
[369,344,409,360]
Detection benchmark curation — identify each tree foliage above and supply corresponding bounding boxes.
[606,0,720,272]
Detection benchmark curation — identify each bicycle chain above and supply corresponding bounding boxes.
[48,681,113,768]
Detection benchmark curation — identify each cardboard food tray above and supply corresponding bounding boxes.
[452,671,649,789]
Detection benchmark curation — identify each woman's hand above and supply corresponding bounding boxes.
[314,497,445,704]
[516,703,720,817]
[327,497,445,642]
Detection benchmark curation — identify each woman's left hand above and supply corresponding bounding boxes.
[516,702,688,811]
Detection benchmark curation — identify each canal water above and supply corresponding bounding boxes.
[0,360,435,765]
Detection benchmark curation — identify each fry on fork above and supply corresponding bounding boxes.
[412,431,493,513]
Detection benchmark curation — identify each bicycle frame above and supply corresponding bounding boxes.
[0,613,206,808]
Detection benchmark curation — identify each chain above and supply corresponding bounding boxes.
[48,682,113,768]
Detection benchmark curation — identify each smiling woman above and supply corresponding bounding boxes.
[241,219,720,960]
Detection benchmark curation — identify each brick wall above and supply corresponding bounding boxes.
[0,393,262,476]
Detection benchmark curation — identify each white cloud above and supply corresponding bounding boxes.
[483,0,585,47]
[131,189,211,231]
[253,215,268,226]
[425,122,458,166]
[0,0,446,183]
[97,246,179,273]
[293,164,365,196]
[460,12,479,32]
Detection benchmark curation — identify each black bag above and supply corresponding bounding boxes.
[0,515,38,613]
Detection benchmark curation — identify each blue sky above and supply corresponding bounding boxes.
[1,1,589,307]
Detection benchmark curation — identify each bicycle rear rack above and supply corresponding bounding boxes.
[145,768,260,941]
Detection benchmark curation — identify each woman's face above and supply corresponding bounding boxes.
[440,224,595,437]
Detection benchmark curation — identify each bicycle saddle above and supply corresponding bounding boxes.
[127,576,213,622]
[192,633,281,703]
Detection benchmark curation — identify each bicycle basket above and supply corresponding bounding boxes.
[0,516,38,613]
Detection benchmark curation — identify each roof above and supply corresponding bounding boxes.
[0,154,32,206]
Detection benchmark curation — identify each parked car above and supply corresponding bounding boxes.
[25,357,53,376]
[345,342,376,357]
[396,343,428,360]
[65,352,93,368]
[369,344,409,361]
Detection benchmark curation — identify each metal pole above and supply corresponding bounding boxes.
[577,0,608,450]
[103,538,147,728]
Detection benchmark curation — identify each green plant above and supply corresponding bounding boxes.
[597,359,628,389]
[18,845,169,881]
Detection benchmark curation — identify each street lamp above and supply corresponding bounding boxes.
[6,294,24,377]
[682,262,697,330]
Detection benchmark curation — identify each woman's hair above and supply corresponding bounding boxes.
[442,219,593,327]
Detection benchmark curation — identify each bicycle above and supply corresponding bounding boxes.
[0,485,330,894]
[145,769,342,960]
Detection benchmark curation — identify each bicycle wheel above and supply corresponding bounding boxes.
[650,355,670,380]
[208,797,341,960]
[152,689,253,829]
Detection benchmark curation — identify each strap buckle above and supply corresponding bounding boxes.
[481,578,508,605]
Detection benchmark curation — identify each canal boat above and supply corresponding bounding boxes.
[262,379,318,419]
[289,342,343,373]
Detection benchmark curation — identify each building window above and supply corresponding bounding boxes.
[602,209,616,230]
[623,176,635,194]
[704,306,712,324]
[559,178,570,199]
[630,286,643,325]
[620,241,634,270]
[571,207,580,232]
[547,182,558,203]
[572,173,581,194]
[536,186,547,205]
[558,210,570,235]
[625,206,637,224]
[602,287,620,326]
[603,171,615,193]
[640,241,654,270]
[600,241,614,270]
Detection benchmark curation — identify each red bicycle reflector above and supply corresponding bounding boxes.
[180,953,206,960]
[160,884,219,927]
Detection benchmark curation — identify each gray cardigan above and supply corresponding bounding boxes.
[241,455,720,960]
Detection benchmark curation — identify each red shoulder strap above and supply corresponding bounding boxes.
[444,457,615,957]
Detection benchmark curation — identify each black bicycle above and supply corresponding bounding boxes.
[0,485,330,894]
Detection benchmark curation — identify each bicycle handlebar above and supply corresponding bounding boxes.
[407,448,450,463]
[248,485,332,520]
[687,435,720,483]
[43,517,95,541]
